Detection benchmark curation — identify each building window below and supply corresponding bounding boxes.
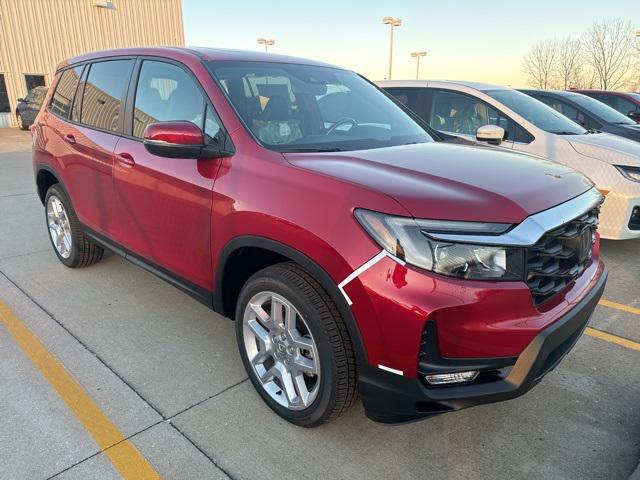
[25,74,46,92]
[0,75,9,113]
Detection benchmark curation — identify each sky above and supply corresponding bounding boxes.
[183,0,640,88]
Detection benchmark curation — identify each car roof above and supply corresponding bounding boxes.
[58,47,339,71]
[377,79,508,92]
[519,89,585,99]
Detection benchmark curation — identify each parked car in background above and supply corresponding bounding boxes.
[15,86,47,130]
[379,80,640,240]
[572,89,640,123]
[520,89,640,143]
[32,48,607,426]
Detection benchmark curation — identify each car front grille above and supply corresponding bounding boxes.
[526,206,600,306]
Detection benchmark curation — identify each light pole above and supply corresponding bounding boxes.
[636,30,640,91]
[411,51,427,79]
[257,37,275,52]
[382,16,402,80]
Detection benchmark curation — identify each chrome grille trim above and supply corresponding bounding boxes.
[425,188,603,247]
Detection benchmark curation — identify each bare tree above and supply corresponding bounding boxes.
[522,39,558,88]
[555,37,583,90]
[583,19,636,90]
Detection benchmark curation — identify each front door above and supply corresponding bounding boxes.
[113,59,225,291]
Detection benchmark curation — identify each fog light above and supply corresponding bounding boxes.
[425,371,479,385]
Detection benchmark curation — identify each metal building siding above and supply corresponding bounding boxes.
[0,0,184,127]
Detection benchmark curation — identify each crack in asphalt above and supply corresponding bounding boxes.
[0,267,244,480]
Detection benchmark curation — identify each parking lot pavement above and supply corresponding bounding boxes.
[0,129,638,479]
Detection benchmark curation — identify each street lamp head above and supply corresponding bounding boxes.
[257,38,275,45]
[383,16,401,26]
[411,51,427,57]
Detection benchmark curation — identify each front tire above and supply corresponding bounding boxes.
[45,184,104,268]
[235,262,357,427]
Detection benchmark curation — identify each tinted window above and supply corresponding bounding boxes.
[533,95,601,130]
[0,75,8,113]
[25,74,46,92]
[485,89,586,135]
[429,89,516,139]
[209,61,432,152]
[568,93,634,124]
[80,60,133,132]
[50,66,83,118]
[132,60,205,138]
[384,87,421,113]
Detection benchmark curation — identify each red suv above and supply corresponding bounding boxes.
[33,48,607,426]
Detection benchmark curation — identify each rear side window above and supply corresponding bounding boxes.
[132,60,205,138]
[50,66,83,118]
[384,87,422,113]
[79,59,133,132]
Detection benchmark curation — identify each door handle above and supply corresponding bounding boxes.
[64,134,76,144]
[115,152,135,167]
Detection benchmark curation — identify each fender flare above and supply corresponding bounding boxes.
[215,235,368,366]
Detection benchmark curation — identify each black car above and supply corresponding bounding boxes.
[16,86,47,130]
[520,89,640,143]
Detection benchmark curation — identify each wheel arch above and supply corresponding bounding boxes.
[36,164,65,205]
[215,236,368,365]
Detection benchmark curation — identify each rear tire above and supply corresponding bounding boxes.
[44,184,104,268]
[235,262,357,427]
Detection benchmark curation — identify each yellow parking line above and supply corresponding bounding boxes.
[599,299,640,316]
[0,301,160,479]
[585,327,640,351]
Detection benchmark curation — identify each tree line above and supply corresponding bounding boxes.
[522,18,639,91]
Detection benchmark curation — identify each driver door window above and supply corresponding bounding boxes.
[132,60,205,138]
[429,89,514,142]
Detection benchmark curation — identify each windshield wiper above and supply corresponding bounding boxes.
[278,147,346,153]
[550,131,581,135]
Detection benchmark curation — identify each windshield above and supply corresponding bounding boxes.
[568,93,635,124]
[485,89,587,135]
[207,61,433,152]
[629,93,640,102]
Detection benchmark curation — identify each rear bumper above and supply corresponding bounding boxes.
[358,266,607,424]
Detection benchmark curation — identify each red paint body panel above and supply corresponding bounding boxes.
[143,121,204,145]
[33,48,606,407]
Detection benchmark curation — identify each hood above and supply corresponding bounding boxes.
[284,143,593,223]
[568,132,640,167]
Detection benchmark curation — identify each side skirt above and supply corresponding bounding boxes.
[83,227,215,310]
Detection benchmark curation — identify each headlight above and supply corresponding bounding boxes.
[354,209,525,281]
[616,165,640,183]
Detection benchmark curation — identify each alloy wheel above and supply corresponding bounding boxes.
[242,291,320,410]
[47,195,73,259]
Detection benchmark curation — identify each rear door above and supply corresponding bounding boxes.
[52,58,135,235]
[112,58,226,291]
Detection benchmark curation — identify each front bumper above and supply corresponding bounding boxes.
[358,266,608,424]
[598,183,640,240]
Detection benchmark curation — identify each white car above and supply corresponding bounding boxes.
[378,80,640,240]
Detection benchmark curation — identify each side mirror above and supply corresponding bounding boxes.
[627,111,640,123]
[17,98,24,102]
[143,121,230,159]
[476,125,504,145]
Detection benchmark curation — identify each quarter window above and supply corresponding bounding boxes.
[80,60,133,132]
[384,87,421,113]
[132,60,205,138]
[50,66,83,118]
